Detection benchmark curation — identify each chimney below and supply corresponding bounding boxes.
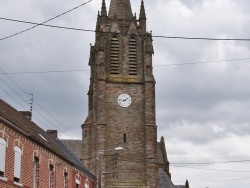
[47,130,58,138]
[19,111,32,120]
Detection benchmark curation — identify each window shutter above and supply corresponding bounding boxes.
[129,38,137,75]
[14,146,22,179]
[110,37,120,74]
[0,138,6,173]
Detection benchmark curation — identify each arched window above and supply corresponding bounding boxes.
[129,37,137,75]
[14,146,22,183]
[0,138,6,178]
[110,37,120,75]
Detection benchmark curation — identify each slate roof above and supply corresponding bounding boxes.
[0,99,95,179]
[159,168,176,188]
[61,139,82,159]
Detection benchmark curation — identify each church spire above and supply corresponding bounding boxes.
[101,0,107,16]
[108,0,133,20]
[139,0,146,19]
[139,0,147,33]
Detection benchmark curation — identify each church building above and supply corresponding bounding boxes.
[80,0,189,187]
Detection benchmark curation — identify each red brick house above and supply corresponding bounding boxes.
[0,99,96,188]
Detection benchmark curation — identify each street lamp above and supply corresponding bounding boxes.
[98,147,124,188]
[114,146,124,151]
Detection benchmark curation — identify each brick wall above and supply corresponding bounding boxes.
[0,122,95,188]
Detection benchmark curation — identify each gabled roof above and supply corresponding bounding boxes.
[0,99,95,179]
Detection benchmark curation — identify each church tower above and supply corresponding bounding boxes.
[82,0,157,187]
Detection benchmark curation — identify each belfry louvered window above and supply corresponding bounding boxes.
[129,38,137,75]
[110,37,120,74]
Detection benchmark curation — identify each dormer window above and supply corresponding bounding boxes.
[110,37,120,75]
[129,37,137,75]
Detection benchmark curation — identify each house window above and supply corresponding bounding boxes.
[14,146,22,183]
[75,173,80,188]
[85,179,90,188]
[129,37,137,75]
[64,172,68,188]
[0,138,6,177]
[49,164,55,188]
[110,37,120,75]
[33,157,39,188]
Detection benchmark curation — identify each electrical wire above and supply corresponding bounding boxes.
[154,57,250,67]
[171,159,250,165]
[0,69,89,74]
[0,0,93,41]
[1,17,250,41]
[0,83,27,111]
[0,56,250,75]
[189,176,250,184]
[0,67,82,138]
[0,79,53,131]
[171,164,250,173]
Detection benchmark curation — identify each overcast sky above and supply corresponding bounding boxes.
[1,0,250,187]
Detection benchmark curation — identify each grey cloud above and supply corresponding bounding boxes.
[1,1,250,187]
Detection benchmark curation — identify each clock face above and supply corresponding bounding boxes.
[117,94,131,108]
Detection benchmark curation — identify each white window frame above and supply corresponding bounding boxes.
[75,173,81,184]
[85,178,90,188]
[0,138,7,181]
[14,146,22,182]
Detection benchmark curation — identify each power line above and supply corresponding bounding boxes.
[0,66,81,138]
[1,17,250,41]
[154,57,250,67]
[0,56,250,75]
[0,69,89,74]
[0,83,27,111]
[189,176,250,184]
[0,17,95,34]
[0,78,53,131]
[153,35,250,41]
[171,159,250,165]
[171,164,250,173]
[0,0,93,41]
